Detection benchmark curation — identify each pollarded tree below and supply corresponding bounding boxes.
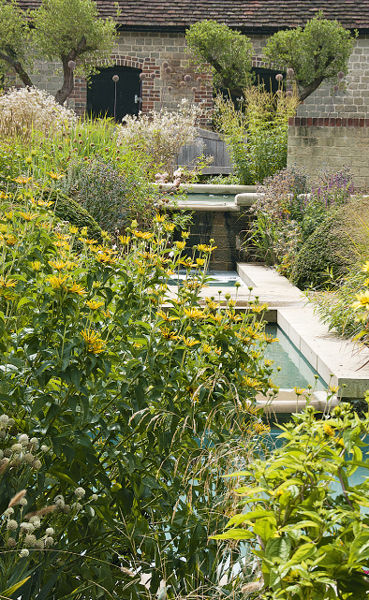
[0,0,118,105]
[186,20,253,96]
[0,0,33,87]
[33,0,118,104]
[263,13,356,102]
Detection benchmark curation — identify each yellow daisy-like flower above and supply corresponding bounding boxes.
[202,343,221,356]
[5,235,17,246]
[30,261,42,271]
[119,235,131,245]
[174,241,186,250]
[205,298,220,311]
[353,292,369,310]
[181,336,200,348]
[323,423,335,437]
[160,327,179,340]
[48,172,64,180]
[293,387,305,396]
[181,231,190,239]
[81,329,106,354]
[0,276,16,289]
[69,226,78,235]
[96,252,117,266]
[195,258,205,267]
[243,376,262,390]
[0,191,8,199]
[48,260,66,271]
[154,213,166,223]
[156,310,179,322]
[54,241,70,250]
[133,230,153,240]
[47,274,67,290]
[68,282,86,296]
[362,261,369,274]
[183,307,205,320]
[37,199,54,208]
[254,422,270,435]
[86,299,104,310]
[13,176,32,184]
[197,244,217,253]
[163,223,175,233]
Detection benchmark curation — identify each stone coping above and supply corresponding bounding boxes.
[237,263,369,399]
[166,200,239,212]
[153,183,257,194]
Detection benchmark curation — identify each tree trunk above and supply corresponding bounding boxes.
[298,76,325,102]
[0,51,33,88]
[55,57,75,105]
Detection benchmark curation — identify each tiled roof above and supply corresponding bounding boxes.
[17,1,369,31]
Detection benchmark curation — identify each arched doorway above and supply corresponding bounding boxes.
[86,66,141,121]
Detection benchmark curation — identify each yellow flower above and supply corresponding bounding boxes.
[156,310,179,322]
[68,282,86,296]
[48,260,66,271]
[181,231,190,239]
[323,423,335,437]
[154,214,166,223]
[96,252,117,266]
[202,343,221,356]
[0,191,8,199]
[353,292,369,310]
[163,223,175,233]
[181,336,200,348]
[329,385,339,394]
[69,226,78,235]
[47,274,67,290]
[80,227,88,237]
[37,199,54,208]
[81,329,106,354]
[5,235,17,246]
[13,176,32,184]
[243,376,262,390]
[0,276,16,289]
[195,258,205,267]
[174,241,186,250]
[48,172,64,180]
[197,244,217,253]
[86,299,104,310]
[254,422,270,434]
[293,387,305,396]
[183,307,204,320]
[54,241,70,250]
[30,260,42,271]
[160,327,179,340]
[119,235,131,245]
[133,230,153,240]
[205,298,220,311]
[362,261,369,274]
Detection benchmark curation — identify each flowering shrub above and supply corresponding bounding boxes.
[212,403,369,600]
[116,99,203,176]
[248,167,354,279]
[0,188,275,598]
[0,87,76,139]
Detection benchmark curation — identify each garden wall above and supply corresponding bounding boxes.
[288,118,369,190]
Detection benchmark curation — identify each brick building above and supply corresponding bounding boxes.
[13,1,369,187]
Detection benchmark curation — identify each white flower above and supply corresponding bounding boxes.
[6,519,18,531]
[18,434,29,445]
[19,548,29,558]
[74,487,86,499]
[45,527,55,536]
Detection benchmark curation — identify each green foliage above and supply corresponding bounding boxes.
[213,403,369,599]
[214,86,298,185]
[0,190,274,598]
[0,0,32,86]
[186,20,253,94]
[264,13,356,101]
[52,191,103,242]
[290,213,351,289]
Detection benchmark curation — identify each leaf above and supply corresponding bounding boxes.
[210,528,254,540]
[2,577,31,596]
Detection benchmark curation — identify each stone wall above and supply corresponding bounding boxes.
[288,118,369,190]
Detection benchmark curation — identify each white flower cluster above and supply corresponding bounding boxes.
[0,86,76,139]
[116,99,203,176]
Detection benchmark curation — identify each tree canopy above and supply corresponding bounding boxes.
[263,13,356,101]
[186,20,253,96]
[0,0,118,104]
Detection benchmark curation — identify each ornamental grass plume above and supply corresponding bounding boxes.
[0,87,76,139]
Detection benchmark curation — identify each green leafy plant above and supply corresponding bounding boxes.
[0,187,275,598]
[186,20,253,96]
[212,403,369,600]
[263,12,356,101]
[214,85,298,185]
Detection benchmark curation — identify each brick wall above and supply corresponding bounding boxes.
[288,118,369,190]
